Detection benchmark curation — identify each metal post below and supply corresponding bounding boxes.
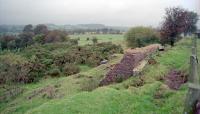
[184,36,200,114]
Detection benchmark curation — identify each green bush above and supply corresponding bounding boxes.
[0,35,16,50]
[44,30,69,43]
[7,40,17,49]
[125,26,160,47]
[0,53,45,84]
[63,64,80,76]
[92,37,98,44]
[0,41,123,84]
[53,42,123,67]
[0,53,28,84]
[80,77,100,91]
[85,56,101,67]
[47,68,61,77]
[18,32,34,47]
[68,39,78,45]
[33,34,45,44]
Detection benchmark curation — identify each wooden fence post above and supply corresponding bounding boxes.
[184,36,200,114]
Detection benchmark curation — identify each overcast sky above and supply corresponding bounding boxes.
[0,0,199,27]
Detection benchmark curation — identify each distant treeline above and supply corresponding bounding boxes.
[0,24,127,35]
[0,25,24,34]
[0,24,124,50]
[67,28,122,34]
[0,24,71,50]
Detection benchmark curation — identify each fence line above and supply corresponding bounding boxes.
[184,36,200,114]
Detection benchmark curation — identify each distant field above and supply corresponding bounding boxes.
[70,34,127,49]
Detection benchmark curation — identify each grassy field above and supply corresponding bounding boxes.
[70,34,127,49]
[0,37,196,114]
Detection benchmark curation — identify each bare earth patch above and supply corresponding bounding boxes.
[164,70,187,90]
[196,101,200,114]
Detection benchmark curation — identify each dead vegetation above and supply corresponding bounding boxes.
[0,85,24,102]
[27,85,62,100]
[130,76,145,87]
[164,70,187,90]
[153,85,170,107]
[148,58,157,65]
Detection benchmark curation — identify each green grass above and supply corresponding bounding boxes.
[70,34,126,49]
[0,37,196,114]
[78,65,92,72]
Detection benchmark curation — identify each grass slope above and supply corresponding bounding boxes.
[0,54,123,114]
[1,37,197,114]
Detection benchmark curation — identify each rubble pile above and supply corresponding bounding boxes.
[99,44,160,86]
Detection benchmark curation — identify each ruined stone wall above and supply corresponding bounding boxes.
[99,44,160,86]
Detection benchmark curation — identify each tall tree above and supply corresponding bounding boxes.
[34,24,48,35]
[125,26,159,47]
[23,24,33,33]
[184,11,199,35]
[160,7,199,46]
[44,30,68,43]
[0,35,16,49]
[19,32,34,47]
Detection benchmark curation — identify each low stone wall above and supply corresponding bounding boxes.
[99,44,160,86]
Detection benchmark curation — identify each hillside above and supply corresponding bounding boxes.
[0,37,196,114]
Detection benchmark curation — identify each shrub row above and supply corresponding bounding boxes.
[54,42,123,67]
[0,42,123,84]
[125,27,160,48]
[0,53,45,84]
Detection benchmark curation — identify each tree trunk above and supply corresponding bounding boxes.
[170,38,174,47]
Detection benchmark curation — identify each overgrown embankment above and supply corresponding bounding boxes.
[0,42,123,84]
[0,38,196,114]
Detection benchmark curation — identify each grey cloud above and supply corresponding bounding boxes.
[0,0,199,27]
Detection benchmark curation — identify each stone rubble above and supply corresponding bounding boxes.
[99,44,160,86]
